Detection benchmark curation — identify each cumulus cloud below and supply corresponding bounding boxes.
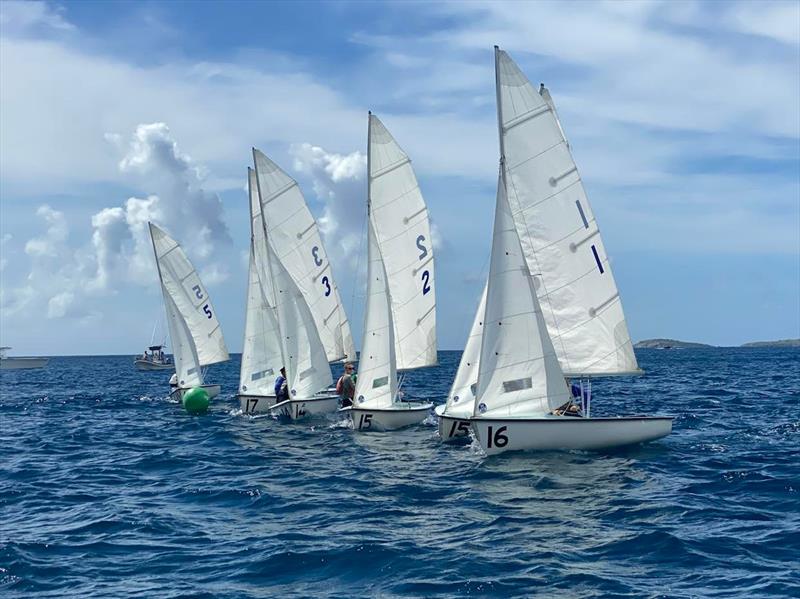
[2,123,233,321]
[290,143,367,265]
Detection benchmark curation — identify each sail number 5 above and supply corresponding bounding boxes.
[485,425,509,448]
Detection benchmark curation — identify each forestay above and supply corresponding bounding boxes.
[367,114,437,371]
[474,175,568,419]
[149,223,229,386]
[239,168,283,396]
[353,221,398,409]
[252,149,355,363]
[496,48,639,377]
[443,283,486,420]
[268,237,332,400]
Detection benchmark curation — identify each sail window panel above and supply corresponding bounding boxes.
[502,377,533,393]
[372,376,389,389]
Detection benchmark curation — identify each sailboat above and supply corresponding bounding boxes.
[435,284,486,441]
[238,167,284,413]
[148,222,229,401]
[469,47,672,455]
[251,148,355,364]
[342,113,436,432]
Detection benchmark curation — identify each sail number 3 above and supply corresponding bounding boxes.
[416,235,431,296]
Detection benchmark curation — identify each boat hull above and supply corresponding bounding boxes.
[134,360,173,371]
[0,357,49,370]
[346,403,433,432]
[471,416,673,455]
[238,393,278,415]
[170,384,221,402]
[269,394,340,420]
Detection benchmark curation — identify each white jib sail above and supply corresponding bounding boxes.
[474,174,569,419]
[496,48,639,377]
[163,288,201,387]
[149,222,229,387]
[239,168,283,396]
[252,149,356,363]
[442,282,487,420]
[267,233,332,400]
[353,221,398,409]
[367,114,437,371]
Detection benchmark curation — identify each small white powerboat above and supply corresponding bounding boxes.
[0,347,49,370]
[134,344,173,371]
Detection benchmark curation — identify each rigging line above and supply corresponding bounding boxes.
[349,208,368,335]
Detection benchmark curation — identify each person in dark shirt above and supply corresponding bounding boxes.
[337,362,356,407]
[274,367,289,403]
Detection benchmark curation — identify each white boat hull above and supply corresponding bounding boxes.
[345,402,433,432]
[134,360,173,371]
[471,415,673,455]
[437,414,472,442]
[170,384,221,402]
[0,357,49,370]
[269,394,340,420]
[238,393,278,415]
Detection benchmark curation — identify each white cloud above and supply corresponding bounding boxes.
[0,233,11,272]
[24,205,67,257]
[290,143,367,265]
[0,0,74,34]
[725,1,800,46]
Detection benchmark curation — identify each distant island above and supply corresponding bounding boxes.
[635,338,799,349]
[740,339,800,348]
[634,338,713,349]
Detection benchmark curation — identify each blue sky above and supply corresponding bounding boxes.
[1,0,798,355]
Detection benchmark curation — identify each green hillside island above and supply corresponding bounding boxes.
[635,338,800,349]
[634,339,713,349]
[740,339,800,348]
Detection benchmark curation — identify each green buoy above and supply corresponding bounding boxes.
[182,387,210,414]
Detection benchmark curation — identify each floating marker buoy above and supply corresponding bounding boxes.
[182,387,210,414]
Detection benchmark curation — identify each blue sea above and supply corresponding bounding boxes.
[1,348,798,598]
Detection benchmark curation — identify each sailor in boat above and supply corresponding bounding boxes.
[337,362,356,407]
[169,373,178,390]
[274,367,289,404]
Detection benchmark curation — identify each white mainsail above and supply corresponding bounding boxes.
[239,168,283,396]
[267,237,332,400]
[367,113,437,370]
[252,149,356,363]
[496,48,639,377]
[353,221,398,409]
[442,283,487,420]
[474,174,568,418]
[149,222,229,387]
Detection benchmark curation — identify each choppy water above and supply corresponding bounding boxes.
[1,348,798,598]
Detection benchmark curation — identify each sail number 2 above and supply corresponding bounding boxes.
[485,425,509,448]
[416,235,431,295]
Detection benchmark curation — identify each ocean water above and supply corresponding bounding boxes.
[1,348,798,598]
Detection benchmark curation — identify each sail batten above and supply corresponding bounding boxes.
[496,48,638,377]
